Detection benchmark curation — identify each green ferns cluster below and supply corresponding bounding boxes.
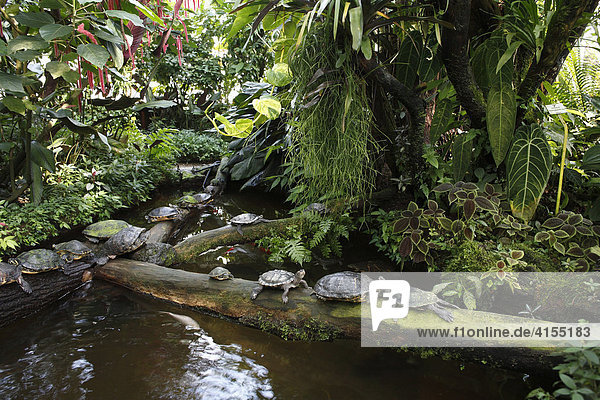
[286,25,376,204]
[256,212,353,265]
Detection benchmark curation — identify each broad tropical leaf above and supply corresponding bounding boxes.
[453,132,474,181]
[396,31,423,88]
[506,124,552,221]
[486,36,516,166]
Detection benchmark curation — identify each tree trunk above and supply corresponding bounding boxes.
[95,259,559,372]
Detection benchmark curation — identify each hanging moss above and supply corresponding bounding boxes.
[287,25,377,204]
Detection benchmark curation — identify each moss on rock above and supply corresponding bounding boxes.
[444,241,496,272]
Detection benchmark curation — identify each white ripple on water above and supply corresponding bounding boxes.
[165,329,274,400]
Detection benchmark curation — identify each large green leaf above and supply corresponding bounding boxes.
[506,124,552,222]
[2,96,26,115]
[39,24,73,41]
[429,98,454,143]
[453,132,474,181]
[77,44,110,68]
[15,12,55,28]
[45,61,71,78]
[252,97,281,119]
[105,10,144,27]
[265,63,292,87]
[132,100,176,111]
[0,72,25,94]
[486,36,516,166]
[396,31,423,87]
[582,145,600,171]
[31,162,43,205]
[348,7,363,51]
[7,36,49,53]
[31,141,56,173]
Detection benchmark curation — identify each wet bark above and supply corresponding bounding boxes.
[439,0,486,128]
[517,0,600,121]
[96,259,559,372]
[0,262,92,327]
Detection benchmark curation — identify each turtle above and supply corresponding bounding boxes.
[174,195,202,209]
[53,240,93,262]
[192,192,212,204]
[250,269,311,304]
[145,206,181,223]
[9,249,67,275]
[409,287,459,322]
[96,226,150,265]
[0,262,32,294]
[209,267,234,281]
[313,271,369,302]
[230,213,270,235]
[83,220,131,243]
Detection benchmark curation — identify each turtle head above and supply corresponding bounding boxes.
[295,269,306,280]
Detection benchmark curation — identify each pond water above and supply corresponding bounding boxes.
[0,281,536,400]
[0,188,544,399]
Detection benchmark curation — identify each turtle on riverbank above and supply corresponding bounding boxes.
[209,267,234,280]
[0,263,32,294]
[83,220,131,243]
[145,206,181,223]
[409,287,459,322]
[53,240,93,263]
[9,249,68,275]
[313,271,368,302]
[230,213,270,235]
[251,269,311,304]
[96,226,150,265]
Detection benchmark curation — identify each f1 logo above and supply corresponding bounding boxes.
[369,279,411,331]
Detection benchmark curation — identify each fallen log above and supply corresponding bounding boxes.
[173,217,298,263]
[96,259,559,372]
[0,262,92,327]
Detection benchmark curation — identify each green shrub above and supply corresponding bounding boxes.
[171,130,227,163]
[0,149,172,258]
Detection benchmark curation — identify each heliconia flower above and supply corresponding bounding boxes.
[98,68,105,95]
[173,0,183,19]
[87,70,94,89]
[77,23,98,45]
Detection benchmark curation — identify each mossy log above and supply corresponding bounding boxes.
[173,217,298,263]
[0,262,92,327]
[145,221,176,244]
[96,259,559,372]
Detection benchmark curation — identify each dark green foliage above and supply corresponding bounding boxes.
[256,212,353,265]
[445,241,496,272]
[171,130,227,163]
[0,149,171,257]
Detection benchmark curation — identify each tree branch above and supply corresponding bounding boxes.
[439,0,487,128]
[517,0,600,114]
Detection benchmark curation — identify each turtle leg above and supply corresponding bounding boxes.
[250,285,263,300]
[428,304,454,322]
[236,225,244,236]
[18,276,32,294]
[298,279,314,294]
[281,285,290,304]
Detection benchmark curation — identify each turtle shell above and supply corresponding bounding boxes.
[176,195,199,207]
[145,206,180,223]
[54,240,92,260]
[83,220,131,242]
[258,269,294,287]
[103,226,148,255]
[192,193,212,203]
[409,287,442,307]
[231,213,262,225]
[0,262,22,285]
[209,267,234,280]
[12,249,63,273]
[314,271,365,302]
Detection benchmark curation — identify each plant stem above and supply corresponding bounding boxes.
[555,115,569,215]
